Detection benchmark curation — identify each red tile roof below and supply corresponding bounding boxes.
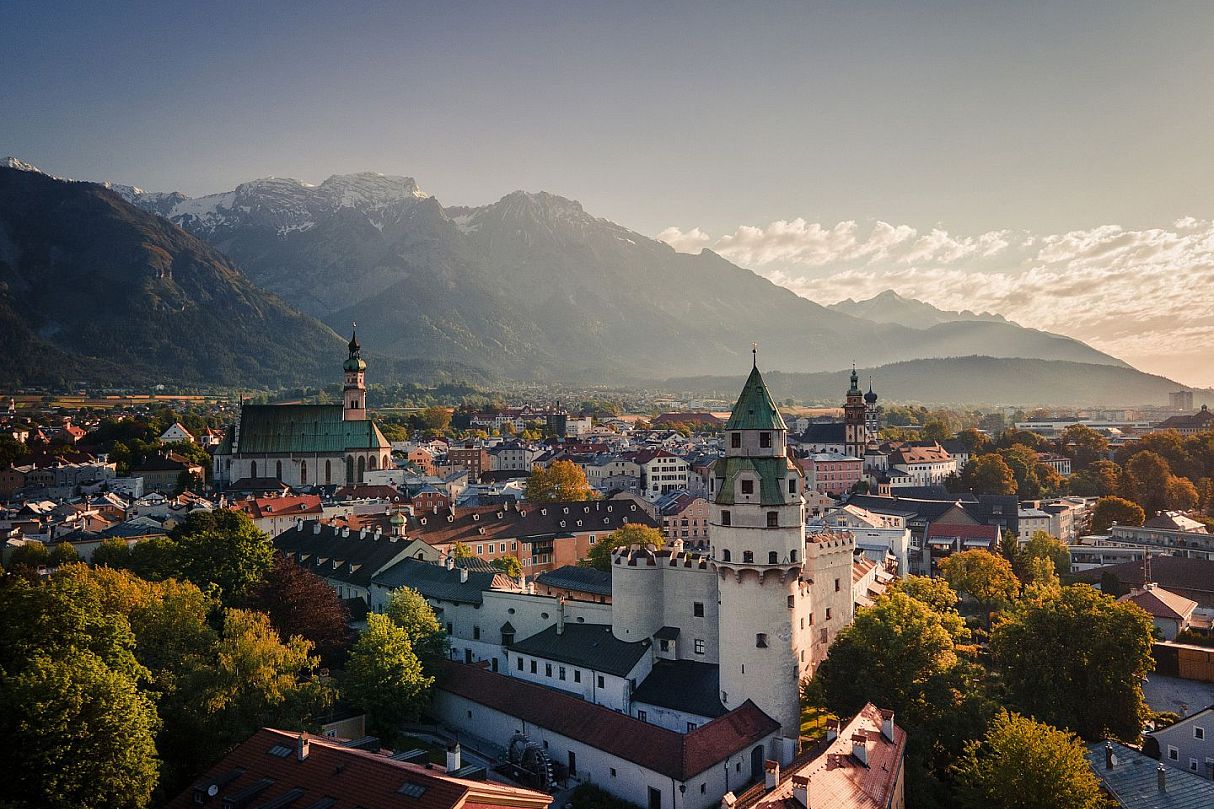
[164,727,552,809]
[925,523,998,541]
[434,660,779,780]
[1119,585,1198,621]
[237,495,323,519]
[750,704,906,809]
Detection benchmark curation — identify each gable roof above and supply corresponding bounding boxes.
[631,659,727,720]
[1072,556,1214,599]
[229,404,389,455]
[370,557,515,605]
[799,422,846,444]
[508,623,650,677]
[534,564,612,596]
[725,366,787,432]
[272,521,412,588]
[1119,585,1198,621]
[434,660,779,781]
[397,501,658,548]
[1087,740,1214,809]
[164,727,552,809]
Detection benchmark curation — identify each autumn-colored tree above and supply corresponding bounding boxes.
[1122,450,1173,515]
[891,575,970,642]
[939,549,1019,627]
[1020,531,1070,578]
[451,541,474,559]
[1057,424,1109,472]
[959,455,1017,496]
[525,460,596,504]
[991,585,1153,741]
[249,555,351,661]
[998,444,1047,498]
[1090,496,1145,534]
[1068,459,1121,497]
[952,711,1103,809]
[491,555,523,578]
[955,428,993,455]
[1165,475,1200,511]
[581,523,665,571]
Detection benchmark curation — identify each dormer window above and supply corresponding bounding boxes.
[741,480,754,495]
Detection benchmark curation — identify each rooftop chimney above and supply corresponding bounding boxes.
[880,709,895,743]
[459,566,469,584]
[1105,741,1114,770]
[719,792,737,809]
[1157,763,1167,792]
[556,597,566,635]
[446,742,461,773]
[825,720,839,742]
[297,733,310,762]
[791,775,809,808]
[851,733,869,767]
[764,760,780,791]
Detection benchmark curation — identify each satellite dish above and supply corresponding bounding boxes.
[207,785,218,797]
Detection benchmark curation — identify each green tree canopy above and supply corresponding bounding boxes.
[1058,424,1109,472]
[491,554,523,578]
[891,575,970,642]
[345,613,434,739]
[525,460,597,504]
[1122,450,1173,515]
[940,549,1020,626]
[959,455,1018,496]
[952,710,1103,809]
[169,509,275,604]
[990,585,1154,741]
[383,586,447,660]
[581,523,665,571]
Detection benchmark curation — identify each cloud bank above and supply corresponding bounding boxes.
[658,217,1214,387]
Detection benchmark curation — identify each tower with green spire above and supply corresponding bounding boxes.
[710,352,808,750]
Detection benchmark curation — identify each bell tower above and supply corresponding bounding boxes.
[710,348,807,759]
[343,326,367,421]
[844,364,866,459]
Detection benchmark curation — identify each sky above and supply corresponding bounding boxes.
[3,1,1214,386]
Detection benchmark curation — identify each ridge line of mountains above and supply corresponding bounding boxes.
[0,158,1198,405]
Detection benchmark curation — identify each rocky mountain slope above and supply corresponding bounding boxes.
[0,164,348,387]
[828,290,1010,327]
[124,172,1127,379]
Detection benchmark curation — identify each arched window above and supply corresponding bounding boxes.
[383,454,390,470]
[743,550,754,564]
[300,460,307,485]
[275,460,283,480]
[346,456,354,484]
[325,459,332,485]
[357,456,366,483]
[768,551,778,564]
[722,549,731,562]
[250,461,257,478]
[369,455,378,471]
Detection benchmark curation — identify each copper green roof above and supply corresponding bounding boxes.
[229,404,388,455]
[713,456,793,506]
[724,365,787,431]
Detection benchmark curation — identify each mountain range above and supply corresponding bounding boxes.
[115,170,1126,379]
[0,158,1192,404]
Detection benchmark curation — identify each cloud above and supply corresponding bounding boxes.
[658,217,1214,386]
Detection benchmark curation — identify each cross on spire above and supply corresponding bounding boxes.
[752,342,758,367]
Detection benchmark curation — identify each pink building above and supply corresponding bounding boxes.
[802,452,863,496]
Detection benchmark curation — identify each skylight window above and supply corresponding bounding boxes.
[398,782,428,798]
[268,744,293,758]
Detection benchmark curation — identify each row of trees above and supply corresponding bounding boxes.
[2,509,448,809]
[807,541,1153,808]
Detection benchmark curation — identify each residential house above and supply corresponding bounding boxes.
[534,565,612,603]
[629,450,690,499]
[1088,740,1214,808]
[800,452,862,496]
[236,495,324,535]
[887,444,956,488]
[131,452,204,494]
[1144,707,1214,780]
[1118,584,1200,640]
[447,442,491,482]
[1072,557,1214,607]
[924,523,999,575]
[655,491,710,548]
[159,422,196,444]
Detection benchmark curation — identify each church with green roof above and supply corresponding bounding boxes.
[212,331,391,489]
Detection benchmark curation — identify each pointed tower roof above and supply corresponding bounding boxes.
[725,364,787,431]
[848,364,861,395]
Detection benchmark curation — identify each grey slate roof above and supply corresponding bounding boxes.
[508,623,651,677]
[800,422,846,444]
[534,565,612,596]
[370,556,514,605]
[271,521,411,588]
[632,659,727,720]
[1087,741,1214,809]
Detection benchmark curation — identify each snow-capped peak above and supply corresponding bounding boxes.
[3,156,45,174]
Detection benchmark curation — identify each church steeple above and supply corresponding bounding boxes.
[343,324,367,421]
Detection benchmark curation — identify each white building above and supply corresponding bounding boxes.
[159,422,196,444]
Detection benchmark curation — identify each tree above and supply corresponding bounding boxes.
[923,417,953,442]
[939,550,1019,627]
[956,428,993,455]
[891,575,970,642]
[451,541,474,559]
[1091,496,1145,534]
[0,433,29,468]
[1,652,160,809]
[383,586,447,660]
[959,455,1017,496]
[492,555,523,578]
[998,445,1046,498]
[345,614,434,739]
[1165,475,1200,511]
[169,510,275,604]
[7,540,50,573]
[952,710,1103,809]
[525,460,596,503]
[47,542,78,567]
[250,555,351,661]
[1122,451,1172,515]
[1021,531,1070,577]
[581,523,665,571]
[1068,459,1120,497]
[91,537,132,568]
[1058,424,1109,472]
[990,585,1154,741]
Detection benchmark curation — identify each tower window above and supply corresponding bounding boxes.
[790,550,797,563]
[731,432,741,448]
[721,510,731,526]
[787,595,795,608]
[788,479,797,494]
[722,549,731,562]
[743,551,754,564]
[741,480,754,495]
[768,550,778,564]
[695,639,705,655]
[766,511,778,527]
[835,578,841,592]
[760,432,771,448]
[693,602,704,617]
[756,633,768,648]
